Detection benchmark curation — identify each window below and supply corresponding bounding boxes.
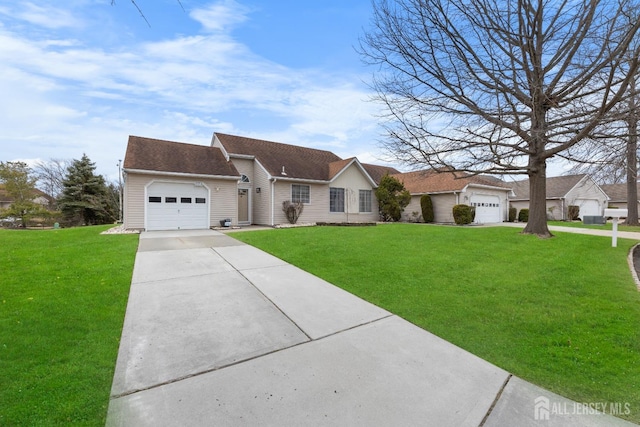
[330,187,345,212]
[165,197,177,203]
[195,198,206,204]
[359,190,372,213]
[240,174,250,183]
[180,197,192,203]
[292,184,310,204]
[148,196,161,203]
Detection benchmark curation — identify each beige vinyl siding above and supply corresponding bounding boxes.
[252,162,272,225]
[431,193,458,223]
[270,164,379,225]
[545,200,563,220]
[123,172,237,230]
[231,158,254,183]
[403,196,424,222]
[123,173,147,229]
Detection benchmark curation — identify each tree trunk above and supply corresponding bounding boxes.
[523,158,553,238]
[626,76,639,225]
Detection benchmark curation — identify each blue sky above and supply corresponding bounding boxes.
[0,0,388,182]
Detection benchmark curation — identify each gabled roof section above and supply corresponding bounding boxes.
[393,169,511,194]
[215,133,342,181]
[124,136,239,177]
[600,183,640,202]
[361,163,401,185]
[510,174,587,200]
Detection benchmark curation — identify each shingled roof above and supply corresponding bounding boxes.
[600,183,640,202]
[215,133,345,181]
[393,169,511,194]
[509,174,587,200]
[361,163,401,184]
[124,136,239,177]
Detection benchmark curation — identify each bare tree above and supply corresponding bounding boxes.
[360,0,640,237]
[110,0,184,27]
[33,158,71,208]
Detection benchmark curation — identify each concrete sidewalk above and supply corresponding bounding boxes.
[106,230,636,426]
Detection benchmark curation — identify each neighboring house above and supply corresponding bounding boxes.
[122,133,399,231]
[509,174,608,220]
[392,169,513,224]
[600,183,640,210]
[0,184,52,210]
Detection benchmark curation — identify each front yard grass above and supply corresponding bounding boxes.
[0,226,138,426]
[548,220,640,232]
[233,224,640,423]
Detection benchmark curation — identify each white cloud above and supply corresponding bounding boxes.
[1,2,82,29]
[190,0,252,33]
[0,1,391,178]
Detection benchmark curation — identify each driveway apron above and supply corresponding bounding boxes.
[106,230,635,426]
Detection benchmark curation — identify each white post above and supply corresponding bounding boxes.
[604,209,628,248]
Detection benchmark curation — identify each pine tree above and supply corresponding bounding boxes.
[58,154,113,225]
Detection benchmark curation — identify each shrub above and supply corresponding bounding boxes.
[518,208,529,222]
[282,200,304,224]
[420,194,434,223]
[508,206,517,222]
[568,205,580,221]
[375,174,411,222]
[452,204,474,225]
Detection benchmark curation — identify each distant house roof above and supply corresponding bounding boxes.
[215,133,342,181]
[124,136,239,177]
[0,184,52,204]
[392,169,512,194]
[361,163,401,185]
[600,183,640,202]
[510,174,587,200]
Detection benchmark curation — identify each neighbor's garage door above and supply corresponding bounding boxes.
[146,182,209,231]
[470,195,501,224]
[575,199,600,219]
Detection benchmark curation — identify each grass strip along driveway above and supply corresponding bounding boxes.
[0,226,138,426]
[233,224,640,423]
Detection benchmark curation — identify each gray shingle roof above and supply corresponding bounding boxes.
[600,183,640,202]
[509,174,587,200]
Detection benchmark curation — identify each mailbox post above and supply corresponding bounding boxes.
[604,208,628,247]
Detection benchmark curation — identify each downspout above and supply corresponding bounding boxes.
[271,178,277,226]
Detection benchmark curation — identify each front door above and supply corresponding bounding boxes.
[238,189,249,223]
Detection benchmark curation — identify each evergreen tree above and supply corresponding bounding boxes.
[58,154,114,225]
[374,174,411,222]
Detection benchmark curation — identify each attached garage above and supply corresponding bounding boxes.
[470,194,502,224]
[146,181,210,231]
[574,198,601,219]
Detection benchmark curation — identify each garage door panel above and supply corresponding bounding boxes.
[146,182,209,231]
[470,195,501,224]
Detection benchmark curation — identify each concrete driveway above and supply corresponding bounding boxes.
[106,230,635,426]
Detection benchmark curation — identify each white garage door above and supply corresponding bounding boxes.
[470,195,501,224]
[575,199,600,219]
[146,182,209,231]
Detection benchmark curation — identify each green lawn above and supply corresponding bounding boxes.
[0,226,139,426]
[233,224,640,423]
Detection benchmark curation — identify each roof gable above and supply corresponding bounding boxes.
[510,174,587,199]
[361,163,401,185]
[124,136,239,177]
[215,133,342,181]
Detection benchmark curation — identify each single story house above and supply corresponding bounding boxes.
[122,133,399,231]
[600,183,640,210]
[509,174,608,220]
[0,185,53,210]
[392,169,513,224]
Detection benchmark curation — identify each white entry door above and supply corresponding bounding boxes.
[146,182,209,231]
